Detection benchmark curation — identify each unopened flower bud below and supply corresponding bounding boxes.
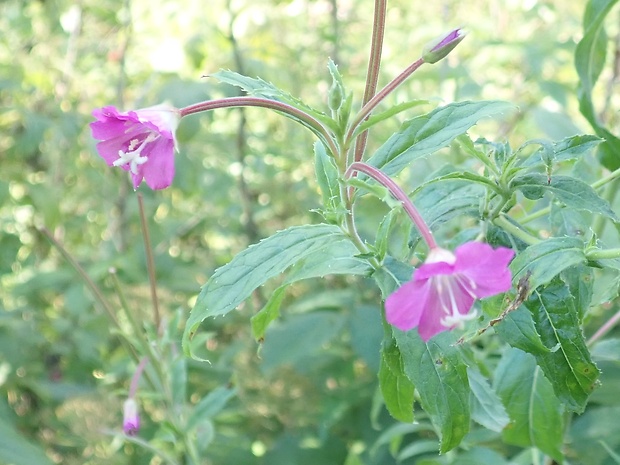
[422,28,466,64]
[328,81,344,111]
[123,398,140,436]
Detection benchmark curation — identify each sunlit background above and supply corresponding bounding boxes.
[1,0,618,463]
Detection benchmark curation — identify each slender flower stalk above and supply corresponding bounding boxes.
[137,194,161,332]
[346,162,437,249]
[180,97,340,159]
[347,58,425,143]
[346,27,466,146]
[39,228,144,362]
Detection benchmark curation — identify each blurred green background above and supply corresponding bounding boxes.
[1,0,618,464]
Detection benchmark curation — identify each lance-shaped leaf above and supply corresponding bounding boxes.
[394,330,470,453]
[251,239,372,340]
[526,279,599,413]
[510,173,618,222]
[355,100,429,134]
[575,0,620,170]
[211,70,338,132]
[314,141,343,221]
[510,236,586,289]
[379,338,415,423]
[522,134,603,167]
[493,305,550,355]
[494,348,564,462]
[468,366,510,433]
[368,101,515,176]
[183,224,355,356]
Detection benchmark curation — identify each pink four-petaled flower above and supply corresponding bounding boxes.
[386,242,515,341]
[90,104,180,190]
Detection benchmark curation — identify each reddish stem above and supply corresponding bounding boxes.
[346,162,437,249]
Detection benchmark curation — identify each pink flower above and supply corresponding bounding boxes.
[386,242,515,341]
[90,104,180,190]
[123,398,140,436]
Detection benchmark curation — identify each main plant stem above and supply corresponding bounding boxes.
[353,0,388,163]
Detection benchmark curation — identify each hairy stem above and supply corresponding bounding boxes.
[137,194,161,332]
[180,97,339,159]
[346,162,437,249]
[347,58,425,143]
[353,0,388,163]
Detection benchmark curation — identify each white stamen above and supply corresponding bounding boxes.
[434,274,479,329]
[454,273,477,299]
[440,309,479,329]
[114,133,158,174]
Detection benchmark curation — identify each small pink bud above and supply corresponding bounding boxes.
[422,28,467,64]
[123,398,140,436]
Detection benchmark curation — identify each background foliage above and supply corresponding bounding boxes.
[2,0,620,464]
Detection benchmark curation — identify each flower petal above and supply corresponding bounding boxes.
[385,278,430,331]
[415,259,455,280]
[134,104,180,142]
[141,138,175,190]
[415,285,449,340]
[417,277,476,341]
[454,242,514,297]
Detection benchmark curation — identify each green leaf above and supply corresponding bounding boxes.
[327,59,345,112]
[408,167,484,244]
[356,100,429,134]
[494,348,564,462]
[397,440,442,461]
[561,265,594,321]
[522,134,603,167]
[394,330,470,453]
[510,236,586,289]
[0,417,54,465]
[250,240,371,340]
[251,286,288,341]
[575,0,620,170]
[211,69,338,132]
[510,173,618,221]
[379,338,415,423]
[183,224,351,356]
[526,279,599,412]
[493,305,550,355]
[314,141,343,220]
[374,209,398,261]
[468,366,510,433]
[286,242,372,282]
[373,256,414,298]
[368,100,515,176]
